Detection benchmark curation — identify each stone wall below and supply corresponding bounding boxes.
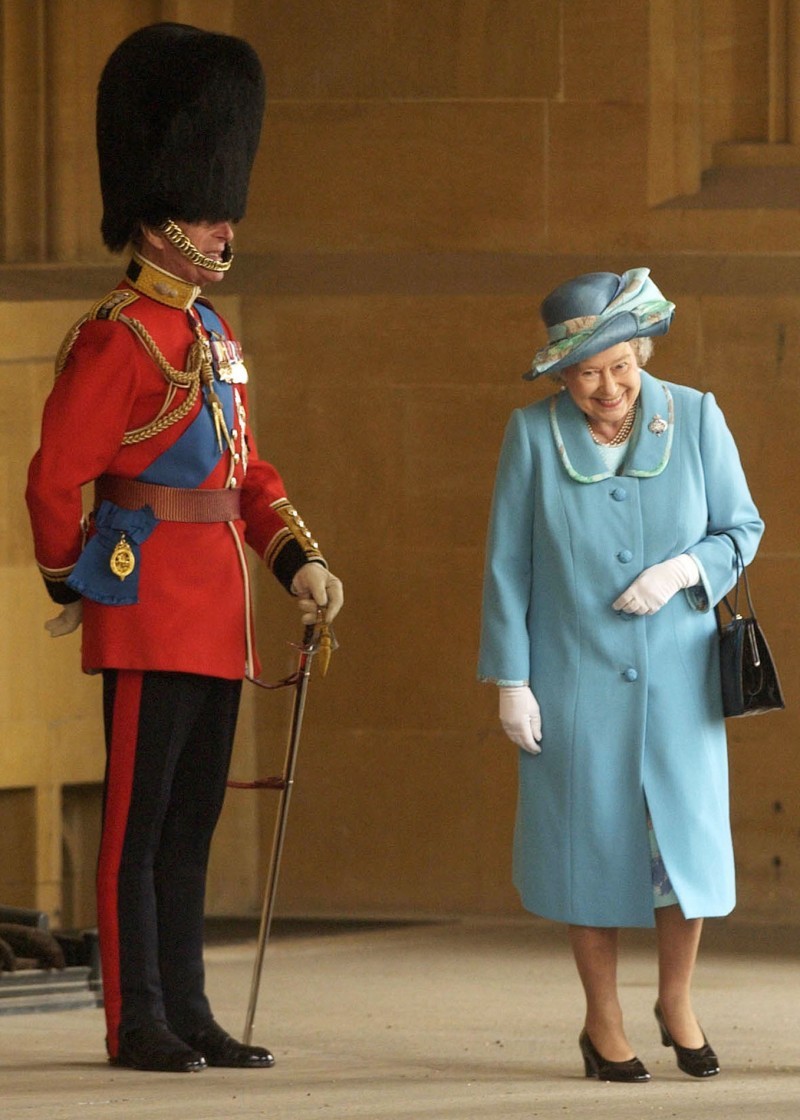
[1,0,796,925]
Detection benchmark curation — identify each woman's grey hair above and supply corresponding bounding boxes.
[629,336,654,366]
[551,336,654,382]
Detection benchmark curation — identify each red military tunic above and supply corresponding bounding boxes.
[27,257,323,678]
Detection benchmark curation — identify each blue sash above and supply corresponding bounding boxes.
[140,302,235,486]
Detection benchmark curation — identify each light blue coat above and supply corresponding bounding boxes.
[479,371,764,927]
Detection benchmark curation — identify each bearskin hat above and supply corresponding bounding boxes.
[97,22,265,252]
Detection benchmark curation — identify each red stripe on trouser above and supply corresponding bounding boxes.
[96,670,142,1059]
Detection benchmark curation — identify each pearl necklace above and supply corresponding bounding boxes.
[586,401,638,447]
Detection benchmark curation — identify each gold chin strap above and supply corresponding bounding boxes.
[158,218,233,272]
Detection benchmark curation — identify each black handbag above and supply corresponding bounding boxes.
[715,536,785,718]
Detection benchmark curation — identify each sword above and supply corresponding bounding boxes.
[230,613,336,1045]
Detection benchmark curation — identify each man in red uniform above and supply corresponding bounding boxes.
[26,23,343,1073]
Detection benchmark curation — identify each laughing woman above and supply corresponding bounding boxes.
[479,269,763,1082]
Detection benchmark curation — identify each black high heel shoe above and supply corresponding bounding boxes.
[579,1028,651,1083]
[654,1001,720,1077]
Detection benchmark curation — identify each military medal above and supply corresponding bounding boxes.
[211,338,248,383]
[110,533,136,580]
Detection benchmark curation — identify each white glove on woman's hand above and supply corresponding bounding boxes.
[291,563,344,625]
[499,686,542,755]
[45,600,83,637]
[613,554,700,616]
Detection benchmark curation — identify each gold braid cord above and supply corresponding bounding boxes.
[159,219,232,273]
[119,323,206,445]
[55,319,86,379]
[54,289,209,446]
[54,290,139,377]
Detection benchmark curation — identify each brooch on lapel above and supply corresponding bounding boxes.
[648,414,668,436]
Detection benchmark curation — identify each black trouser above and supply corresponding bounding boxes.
[99,669,242,1057]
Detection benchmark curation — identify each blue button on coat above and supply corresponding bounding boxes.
[479,372,764,927]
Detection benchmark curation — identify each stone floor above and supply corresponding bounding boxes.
[0,916,798,1119]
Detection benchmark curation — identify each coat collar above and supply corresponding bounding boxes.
[125,253,201,310]
[548,370,674,484]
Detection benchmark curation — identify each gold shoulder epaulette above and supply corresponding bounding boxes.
[54,289,141,377]
[90,288,141,321]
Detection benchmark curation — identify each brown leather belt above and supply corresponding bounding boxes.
[95,475,241,523]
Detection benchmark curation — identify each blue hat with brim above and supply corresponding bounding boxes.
[524,268,675,379]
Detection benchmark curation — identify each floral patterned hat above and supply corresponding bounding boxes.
[525,268,675,379]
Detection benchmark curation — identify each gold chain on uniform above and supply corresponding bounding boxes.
[55,291,225,446]
[119,319,209,445]
[158,219,233,273]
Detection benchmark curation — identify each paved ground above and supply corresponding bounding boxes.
[0,917,798,1119]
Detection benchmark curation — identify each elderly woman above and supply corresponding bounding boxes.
[479,269,763,1082]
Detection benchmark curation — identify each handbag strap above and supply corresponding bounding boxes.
[717,532,756,621]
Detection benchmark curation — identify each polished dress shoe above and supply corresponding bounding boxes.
[579,1028,651,1082]
[113,1023,207,1072]
[654,1001,720,1077]
[185,1020,275,1068]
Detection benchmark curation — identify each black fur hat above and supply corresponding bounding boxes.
[97,22,265,252]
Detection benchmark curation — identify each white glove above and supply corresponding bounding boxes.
[499,686,542,755]
[45,600,83,637]
[291,563,344,625]
[613,554,700,616]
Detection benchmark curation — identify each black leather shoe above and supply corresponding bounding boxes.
[185,1021,275,1068]
[654,1001,720,1077]
[579,1028,651,1082]
[113,1023,207,1072]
